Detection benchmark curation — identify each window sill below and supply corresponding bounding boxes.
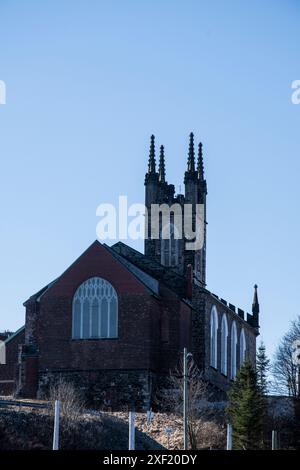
[71,337,118,341]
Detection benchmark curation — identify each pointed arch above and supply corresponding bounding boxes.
[72,277,118,339]
[230,321,237,379]
[221,314,228,375]
[161,223,179,267]
[210,305,218,369]
[240,328,246,366]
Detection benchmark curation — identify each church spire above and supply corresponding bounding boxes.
[147,134,156,174]
[252,284,259,315]
[158,145,166,183]
[252,284,260,328]
[187,132,195,172]
[197,142,204,180]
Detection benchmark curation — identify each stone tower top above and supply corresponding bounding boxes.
[144,133,207,284]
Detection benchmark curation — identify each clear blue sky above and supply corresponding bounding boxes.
[0,0,299,362]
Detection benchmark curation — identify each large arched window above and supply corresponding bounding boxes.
[230,321,237,379]
[221,314,228,375]
[161,223,179,267]
[240,328,246,366]
[72,277,118,339]
[210,306,218,369]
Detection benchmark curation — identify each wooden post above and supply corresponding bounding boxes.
[129,411,135,450]
[226,423,232,450]
[52,400,60,450]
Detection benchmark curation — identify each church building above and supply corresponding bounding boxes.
[0,134,260,410]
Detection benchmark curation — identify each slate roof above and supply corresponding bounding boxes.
[104,244,160,296]
[109,244,255,328]
[110,241,188,298]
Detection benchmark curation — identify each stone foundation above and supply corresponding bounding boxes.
[37,368,155,411]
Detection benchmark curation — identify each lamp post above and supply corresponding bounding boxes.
[183,347,193,450]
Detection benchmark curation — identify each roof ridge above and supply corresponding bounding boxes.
[4,325,25,344]
[110,242,186,282]
[104,244,159,295]
[23,240,101,305]
[109,242,187,297]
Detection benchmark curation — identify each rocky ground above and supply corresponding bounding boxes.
[0,404,163,450]
[104,411,226,450]
[106,411,185,450]
[0,398,227,450]
[1,395,298,450]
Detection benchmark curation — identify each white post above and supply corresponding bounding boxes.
[52,400,60,450]
[226,423,232,450]
[272,430,278,450]
[129,411,135,450]
[183,347,188,451]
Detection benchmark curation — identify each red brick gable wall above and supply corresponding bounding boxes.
[43,240,148,299]
[26,241,191,375]
[20,241,192,406]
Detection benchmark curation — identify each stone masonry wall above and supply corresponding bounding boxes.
[203,292,257,394]
[38,368,155,411]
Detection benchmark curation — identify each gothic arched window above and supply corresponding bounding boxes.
[161,223,179,267]
[72,277,118,339]
[210,306,218,369]
[240,328,246,366]
[230,321,237,379]
[221,314,228,375]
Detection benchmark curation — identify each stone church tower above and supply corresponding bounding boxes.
[144,133,207,286]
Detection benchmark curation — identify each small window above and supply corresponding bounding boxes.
[230,321,237,379]
[161,223,179,267]
[72,277,118,339]
[240,328,246,366]
[210,306,218,369]
[221,314,228,375]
